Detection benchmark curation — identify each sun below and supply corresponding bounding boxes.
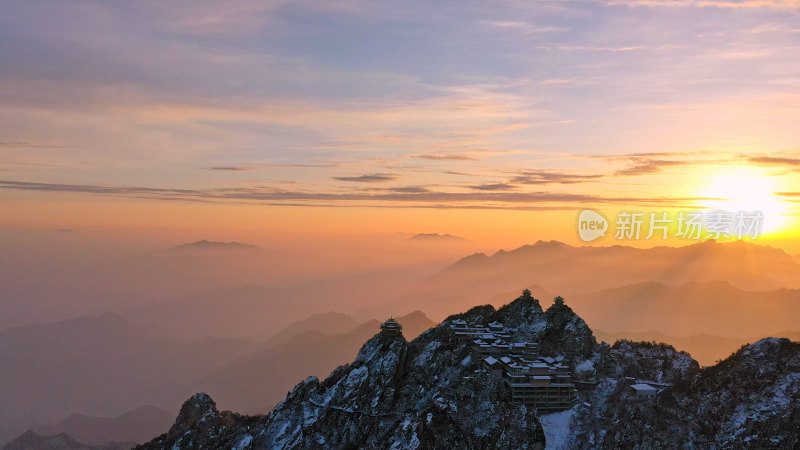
[698,168,787,235]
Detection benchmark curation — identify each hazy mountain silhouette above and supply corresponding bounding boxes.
[403,240,800,319]
[569,280,800,337]
[33,405,172,447]
[0,313,257,443]
[123,286,313,341]
[2,430,132,449]
[261,312,361,349]
[122,265,435,341]
[160,240,260,255]
[198,311,436,413]
[595,329,800,367]
[407,233,466,242]
[438,240,799,291]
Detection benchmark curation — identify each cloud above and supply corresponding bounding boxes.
[604,0,800,9]
[409,154,475,161]
[387,186,430,193]
[0,141,65,149]
[746,22,800,34]
[776,192,800,199]
[541,44,647,52]
[333,173,397,183]
[206,166,255,171]
[540,78,576,85]
[748,155,800,166]
[0,178,716,210]
[510,170,603,185]
[614,159,686,176]
[484,20,569,34]
[602,152,697,176]
[469,183,516,191]
[260,162,340,168]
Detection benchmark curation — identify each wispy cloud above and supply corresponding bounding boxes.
[748,155,800,166]
[386,186,430,193]
[510,170,603,185]
[540,44,647,52]
[614,159,687,176]
[0,179,716,210]
[484,20,569,34]
[1,0,798,219]
[469,183,516,191]
[409,154,475,161]
[333,173,397,183]
[0,141,66,149]
[206,166,255,171]
[605,0,800,9]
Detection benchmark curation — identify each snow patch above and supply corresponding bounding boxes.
[575,359,594,374]
[539,406,577,450]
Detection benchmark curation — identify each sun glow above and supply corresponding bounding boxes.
[699,168,788,235]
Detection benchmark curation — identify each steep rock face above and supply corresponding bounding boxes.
[140,293,607,449]
[666,338,800,448]
[569,338,800,449]
[607,340,700,382]
[487,293,597,360]
[142,394,257,449]
[138,291,800,449]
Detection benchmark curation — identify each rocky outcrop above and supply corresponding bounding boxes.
[568,338,800,449]
[140,394,257,450]
[139,291,606,449]
[138,291,800,450]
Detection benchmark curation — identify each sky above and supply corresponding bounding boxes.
[1,0,799,249]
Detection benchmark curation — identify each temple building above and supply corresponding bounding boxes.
[380,318,404,342]
[448,293,578,413]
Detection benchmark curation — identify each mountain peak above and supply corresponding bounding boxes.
[490,289,543,327]
[407,233,466,242]
[172,393,218,432]
[533,239,570,248]
[161,240,260,255]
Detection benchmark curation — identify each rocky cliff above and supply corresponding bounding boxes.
[138,291,800,449]
[139,291,602,449]
[568,338,800,449]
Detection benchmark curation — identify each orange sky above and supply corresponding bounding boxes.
[1,0,798,253]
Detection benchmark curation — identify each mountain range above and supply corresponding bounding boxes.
[0,310,434,447]
[414,239,800,311]
[198,311,435,414]
[3,239,800,448]
[139,291,800,449]
[32,406,172,448]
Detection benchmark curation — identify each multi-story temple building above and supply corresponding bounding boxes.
[450,309,578,413]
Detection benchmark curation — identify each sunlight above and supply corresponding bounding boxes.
[699,167,788,235]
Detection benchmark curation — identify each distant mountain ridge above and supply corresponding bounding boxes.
[595,328,800,366]
[161,240,259,254]
[407,233,466,242]
[2,430,133,449]
[261,312,361,349]
[438,240,800,291]
[402,239,800,320]
[33,406,172,447]
[569,279,800,337]
[0,312,259,444]
[199,311,436,413]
